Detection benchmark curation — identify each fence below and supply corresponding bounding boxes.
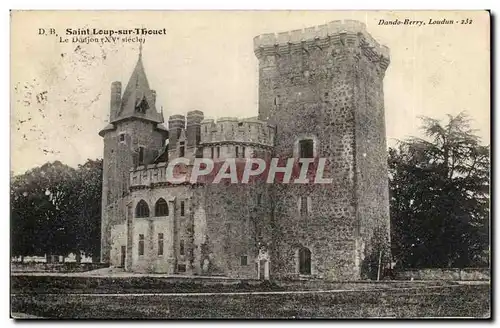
[394,268,490,281]
[11,262,108,273]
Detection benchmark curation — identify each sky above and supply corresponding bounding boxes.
[11,11,490,175]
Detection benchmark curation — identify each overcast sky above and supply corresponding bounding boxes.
[11,11,490,174]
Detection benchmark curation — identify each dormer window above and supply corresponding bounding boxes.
[135,96,149,114]
[179,142,185,157]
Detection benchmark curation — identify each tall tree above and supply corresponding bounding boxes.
[11,159,103,262]
[389,113,489,268]
[68,159,103,262]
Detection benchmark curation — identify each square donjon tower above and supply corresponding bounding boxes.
[254,20,391,280]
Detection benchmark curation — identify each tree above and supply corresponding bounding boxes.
[389,113,489,268]
[11,159,103,262]
[11,161,78,261]
[65,159,103,262]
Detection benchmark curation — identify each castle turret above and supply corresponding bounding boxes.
[186,110,204,147]
[168,114,186,150]
[99,51,168,264]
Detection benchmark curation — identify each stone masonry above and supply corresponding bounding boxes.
[99,19,391,280]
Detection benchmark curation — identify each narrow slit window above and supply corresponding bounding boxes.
[180,239,185,256]
[180,201,185,216]
[138,147,145,165]
[138,234,145,256]
[241,255,248,266]
[158,233,164,256]
[299,196,309,216]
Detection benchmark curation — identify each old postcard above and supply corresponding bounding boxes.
[10,10,490,319]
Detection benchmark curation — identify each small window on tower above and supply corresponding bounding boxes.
[179,239,185,256]
[242,146,246,158]
[216,146,220,158]
[179,142,185,157]
[138,147,145,165]
[158,233,164,256]
[119,134,126,143]
[177,264,186,272]
[240,255,248,266]
[138,234,145,256]
[235,146,239,158]
[211,147,214,159]
[180,201,185,217]
[299,196,310,216]
[299,139,314,158]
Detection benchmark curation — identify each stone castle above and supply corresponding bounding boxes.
[99,20,391,280]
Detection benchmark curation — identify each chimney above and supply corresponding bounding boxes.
[110,81,122,121]
[168,114,186,150]
[186,110,204,147]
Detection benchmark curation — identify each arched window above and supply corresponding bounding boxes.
[299,247,312,275]
[135,200,150,218]
[155,198,169,216]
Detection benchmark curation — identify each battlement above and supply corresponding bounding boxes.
[129,162,193,188]
[200,117,275,147]
[253,19,389,60]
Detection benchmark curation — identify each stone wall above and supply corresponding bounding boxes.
[254,21,389,280]
[352,32,391,276]
[188,179,274,279]
[127,184,193,273]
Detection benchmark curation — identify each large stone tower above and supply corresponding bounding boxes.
[254,20,391,279]
[99,52,168,263]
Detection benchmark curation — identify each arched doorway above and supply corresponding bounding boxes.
[299,247,311,275]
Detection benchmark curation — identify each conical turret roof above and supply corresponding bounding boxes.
[111,52,163,124]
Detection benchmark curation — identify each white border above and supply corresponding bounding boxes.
[4,1,497,327]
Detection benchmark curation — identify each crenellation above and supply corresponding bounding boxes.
[254,20,389,63]
[200,117,274,146]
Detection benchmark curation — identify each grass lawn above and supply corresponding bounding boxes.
[10,276,490,319]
